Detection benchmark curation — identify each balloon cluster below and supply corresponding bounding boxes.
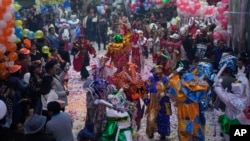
[212,0,229,42]
[176,0,216,17]
[129,0,174,13]
[0,0,17,80]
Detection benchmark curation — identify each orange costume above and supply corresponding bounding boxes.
[111,62,146,130]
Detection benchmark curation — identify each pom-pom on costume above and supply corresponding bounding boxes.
[72,35,96,79]
[143,65,171,139]
[103,33,131,74]
[111,62,147,130]
[169,72,209,141]
[82,79,116,140]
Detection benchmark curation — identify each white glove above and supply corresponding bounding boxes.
[94,99,100,105]
[213,77,223,86]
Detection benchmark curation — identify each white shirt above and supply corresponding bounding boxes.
[41,89,59,111]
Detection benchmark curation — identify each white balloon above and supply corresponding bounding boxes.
[116,0,122,4]
[6,5,15,13]
[180,27,186,35]
[23,73,31,84]
[0,20,7,29]
[0,44,6,53]
[6,61,14,67]
[3,12,12,21]
[7,34,17,43]
[0,100,7,120]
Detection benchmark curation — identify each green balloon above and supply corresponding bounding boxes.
[113,34,123,43]
[162,0,170,4]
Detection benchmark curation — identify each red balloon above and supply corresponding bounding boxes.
[221,0,229,4]
[216,14,224,21]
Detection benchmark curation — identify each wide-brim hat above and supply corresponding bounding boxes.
[9,65,22,73]
[24,114,47,134]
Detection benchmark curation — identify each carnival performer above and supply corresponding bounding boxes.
[192,60,216,109]
[72,35,96,80]
[102,33,131,74]
[131,31,146,73]
[169,71,209,141]
[214,64,250,141]
[143,65,171,139]
[95,88,133,141]
[111,62,146,130]
[79,79,116,141]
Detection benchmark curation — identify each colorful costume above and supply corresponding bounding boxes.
[95,89,133,141]
[131,31,147,73]
[111,62,146,130]
[143,65,171,139]
[169,73,208,141]
[213,63,250,141]
[104,33,131,74]
[82,79,115,140]
[72,36,96,79]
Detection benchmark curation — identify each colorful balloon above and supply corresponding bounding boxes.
[42,46,50,54]
[162,0,170,4]
[34,30,44,39]
[8,52,18,61]
[22,28,29,37]
[15,20,22,26]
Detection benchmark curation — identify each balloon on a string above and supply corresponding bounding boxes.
[8,52,18,61]
[0,20,7,29]
[34,30,44,39]
[0,44,7,53]
[7,34,17,43]
[3,12,13,21]
[6,5,14,13]
[14,11,21,20]
[2,0,12,7]
[14,3,22,11]
[22,29,29,37]
[27,31,35,39]
[15,20,22,26]
[42,46,50,54]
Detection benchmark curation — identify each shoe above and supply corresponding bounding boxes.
[160,136,166,140]
[148,135,154,139]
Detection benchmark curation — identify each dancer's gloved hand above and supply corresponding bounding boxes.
[213,76,223,87]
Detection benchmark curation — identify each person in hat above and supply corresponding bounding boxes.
[16,48,31,79]
[24,114,55,141]
[46,101,74,141]
[143,65,172,139]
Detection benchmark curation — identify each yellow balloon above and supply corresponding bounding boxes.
[15,38,21,43]
[14,3,21,11]
[48,52,51,57]
[35,30,44,39]
[22,29,29,37]
[15,20,23,26]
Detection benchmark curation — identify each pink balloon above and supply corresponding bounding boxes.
[213,32,222,40]
[194,3,201,9]
[221,19,228,28]
[179,5,185,11]
[217,6,226,13]
[216,14,224,21]
[221,0,229,4]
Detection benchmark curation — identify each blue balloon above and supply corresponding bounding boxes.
[16,31,23,38]
[14,11,21,20]
[27,31,35,39]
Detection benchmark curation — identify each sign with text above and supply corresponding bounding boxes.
[230,125,250,140]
